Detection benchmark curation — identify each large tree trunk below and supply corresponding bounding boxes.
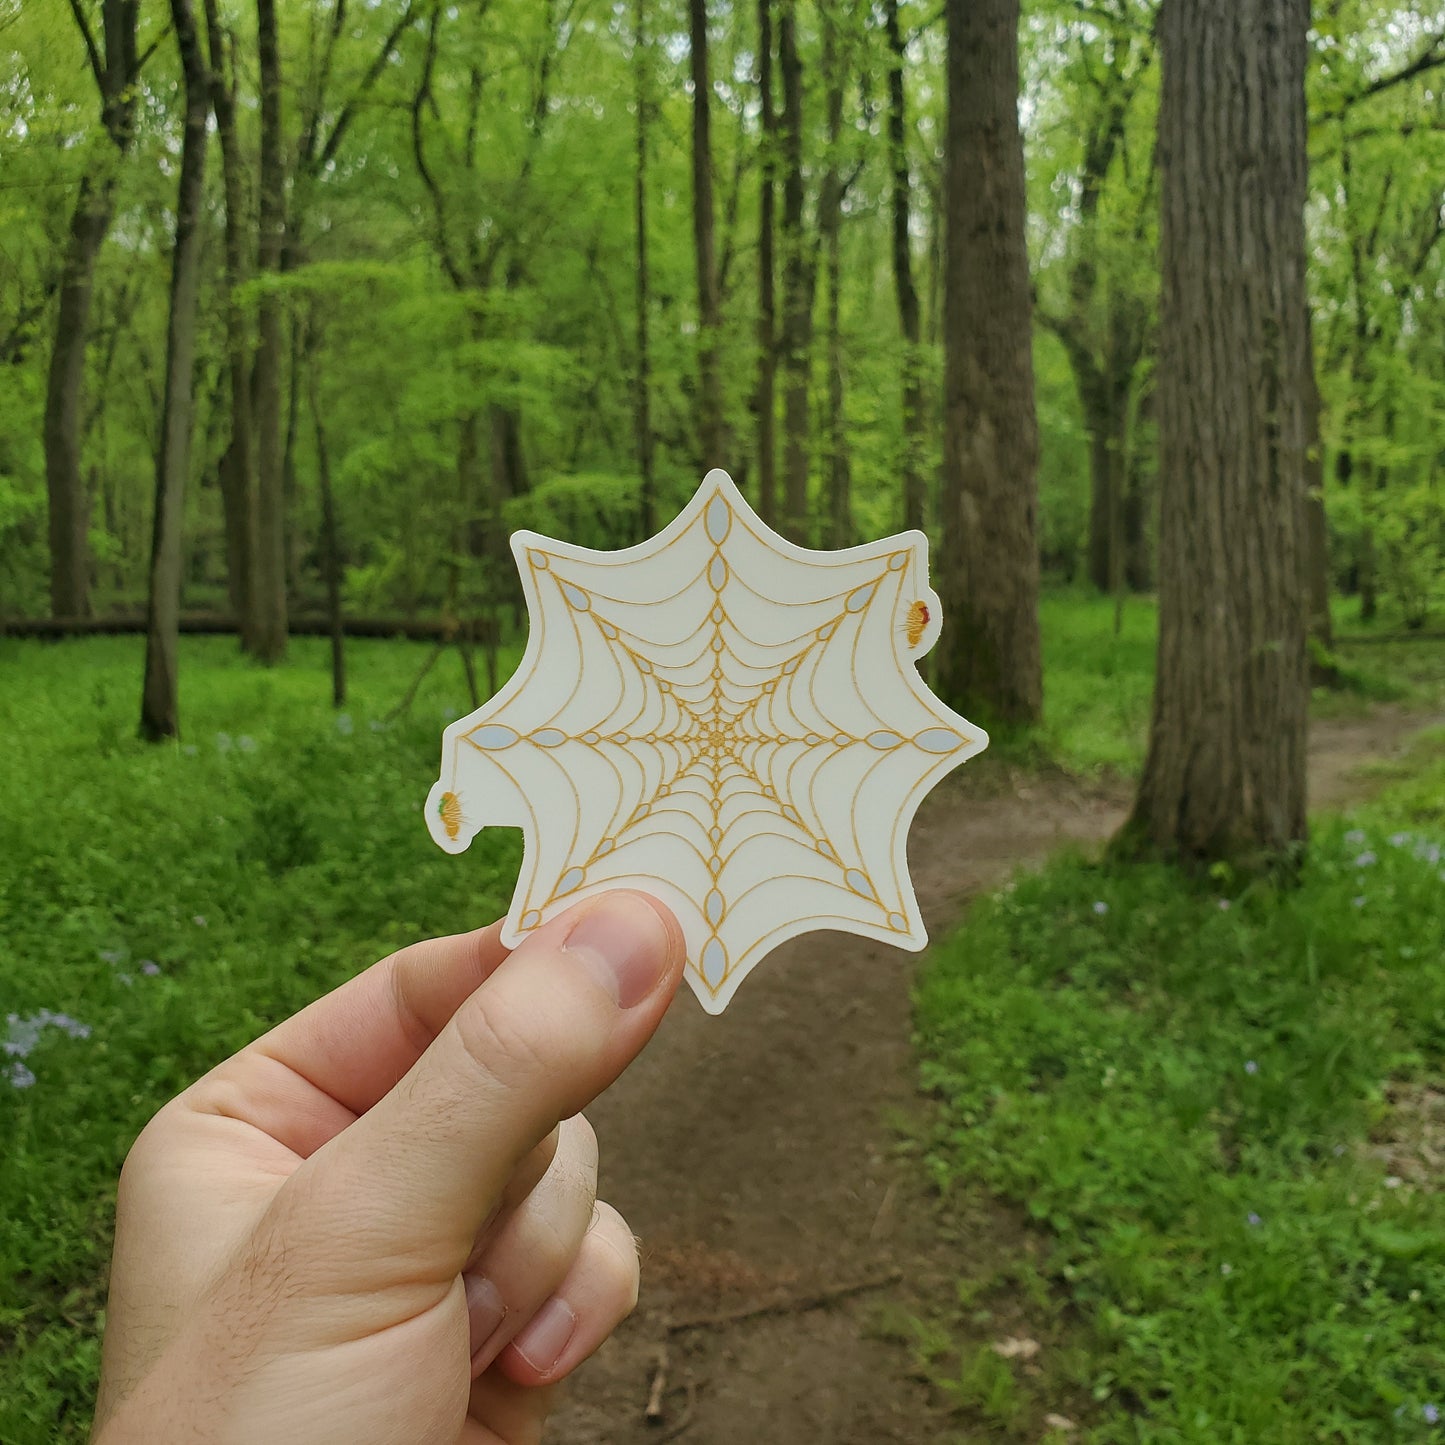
[778,0,813,542]
[937,0,1042,726]
[689,0,725,470]
[634,0,656,538]
[142,0,210,740]
[884,0,925,532]
[252,0,290,662]
[203,0,260,642]
[754,0,778,528]
[44,182,114,618]
[1122,0,1310,863]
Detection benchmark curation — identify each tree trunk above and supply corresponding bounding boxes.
[634,0,656,539]
[689,0,725,470]
[44,0,142,619]
[937,0,1042,726]
[309,367,346,708]
[44,181,114,618]
[755,0,778,528]
[1122,0,1310,864]
[819,2,850,548]
[778,0,813,543]
[884,0,925,532]
[1302,312,1335,677]
[252,0,290,662]
[142,0,210,741]
[204,0,260,643]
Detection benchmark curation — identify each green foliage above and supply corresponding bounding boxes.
[916,754,1445,1441]
[0,636,518,1444]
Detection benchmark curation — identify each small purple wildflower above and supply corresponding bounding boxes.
[1344,828,1367,847]
[1219,1262,1233,1276]
[1246,1212,1262,1227]
[6,1061,36,1089]
[335,713,354,736]
[215,732,233,753]
[1388,831,1411,848]
[1333,1144,1346,1157]
[140,960,161,977]
[1353,896,1366,908]
[1424,1404,1440,1425]
[1092,901,1109,916]
[1354,851,1377,868]
[1245,1060,1259,1075]
[192,915,207,928]
[1217,899,1231,911]
[98,947,126,965]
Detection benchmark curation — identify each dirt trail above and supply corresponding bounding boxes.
[550,707,1436,1445]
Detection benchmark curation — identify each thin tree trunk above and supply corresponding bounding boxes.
[1122,0,1310,863]
[634,0,656,538]
[884,0,925,532]
[141,0,209,741]
[282,315,306,599]
[204,0,259,643]
[755,0,778,528]
[44,183,114,618]
[1303,311,1336,678]
[937,0,1042,725]
[689,0,725,470]
[778,0,813,542]
[819,2,850,548]
[253,0,290,662]
[44,0,143,618]
[309,367,346,708]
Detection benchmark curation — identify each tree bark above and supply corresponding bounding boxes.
[1122,0,1311,864]
[937,0,1042,726]
[755,0,778,528]
[634,0,656,538]
[819,1,850,548]
[252,0,290,663]
[309,366,346,708]
[142,0,210,740]
[778,0,814,543]
[203,0,260,643]
[44,0,143,619]
[689,0,725,471]
[884,0,925,532]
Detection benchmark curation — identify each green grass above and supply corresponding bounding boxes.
[1,595,1442,1443]
[0,635,520,1444]
[916,744,1445,1442]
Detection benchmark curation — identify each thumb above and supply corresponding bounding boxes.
[275,891,683,1289]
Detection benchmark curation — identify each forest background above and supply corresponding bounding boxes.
[2,0,1441,683]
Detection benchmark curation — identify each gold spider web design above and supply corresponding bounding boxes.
[439,480,982,1008]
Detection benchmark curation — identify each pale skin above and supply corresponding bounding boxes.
[91,890,685,1445]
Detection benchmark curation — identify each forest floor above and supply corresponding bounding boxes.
[550,703,1441,1445]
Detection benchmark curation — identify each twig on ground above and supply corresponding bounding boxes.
[658,1379,698,1442]
[644,1343,669,1423]
[664,1269,903,1334]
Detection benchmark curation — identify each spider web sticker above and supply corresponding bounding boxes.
[426,469,987,1013]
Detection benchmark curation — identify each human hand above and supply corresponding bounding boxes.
[91,891,684,1445]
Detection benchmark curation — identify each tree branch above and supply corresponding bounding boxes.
[313,0,420,176]
[66,0,105,91]
[410,1,464,289]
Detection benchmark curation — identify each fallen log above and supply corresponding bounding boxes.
[0,613,496,643]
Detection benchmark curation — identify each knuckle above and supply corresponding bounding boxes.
[451,992,555,1094]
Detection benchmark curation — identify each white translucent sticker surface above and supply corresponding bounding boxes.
[425,469,988,1013]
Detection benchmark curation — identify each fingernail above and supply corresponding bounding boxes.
[511,1296,578,1375]
[563,894,672,1009]
[465,1274,507,1363]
